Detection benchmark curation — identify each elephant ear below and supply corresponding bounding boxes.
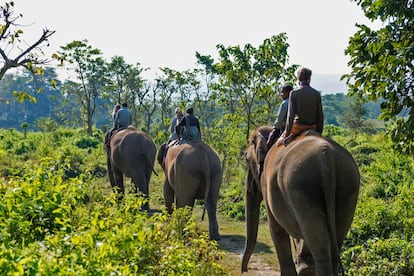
[255,132,268,175]
[157,143,167,166]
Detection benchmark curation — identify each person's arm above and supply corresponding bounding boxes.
[176,116,185,139]
[284,93,295,135]
[316,94,324,134]
[275,100,288,129]
[114,111,120,125]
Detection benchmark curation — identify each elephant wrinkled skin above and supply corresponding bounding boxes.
[105,126,156,210]
[157,141,222,240]
[242,126,360,276]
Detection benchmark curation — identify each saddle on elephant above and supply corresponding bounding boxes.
[276,122,317,147]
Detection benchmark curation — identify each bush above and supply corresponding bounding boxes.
[343,238,414,275]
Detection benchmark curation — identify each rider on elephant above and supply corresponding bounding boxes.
[105,103,132,149]
[267,84,293,148]
[276,66,324,146]
[167,107,183,144]
[176,107,201,144]
[114,102,132,129]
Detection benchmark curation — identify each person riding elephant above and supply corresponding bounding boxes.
[267,84,293,149]
[114,102,132,129]
[168,107,183,144]
[104,104,121,148]
[157,140,222,240]
[277,67,324,146]
[105,102,132,149]
[105,126,156,211]
[242,126,360,275]
[176,107,201,144]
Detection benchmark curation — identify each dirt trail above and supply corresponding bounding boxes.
[218,234,280,276]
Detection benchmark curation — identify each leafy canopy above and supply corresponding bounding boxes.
[343,0,414,153]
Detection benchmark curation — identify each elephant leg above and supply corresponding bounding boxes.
[130,169,149,211]
[174,174,198,209]
[107,158,116,188]
[268,215,297,276]
[290,194,334,276]
[241,184,262,272]
[164,178,175,214]
[112,167,125,202]
[205,194,220,241]
[293,238,315,276]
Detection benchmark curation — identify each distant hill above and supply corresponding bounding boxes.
[312,74,348,95]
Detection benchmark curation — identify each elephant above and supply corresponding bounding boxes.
[157,140,222,240]
[242,125,360,276]
[104,126,156,210]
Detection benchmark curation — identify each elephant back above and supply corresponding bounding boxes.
[110,128,156,166]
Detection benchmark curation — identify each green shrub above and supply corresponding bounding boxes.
[74,136,100,149]
[0,157,226,275]
[343,238,414,275]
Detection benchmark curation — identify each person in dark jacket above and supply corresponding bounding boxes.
[176,107,201,143]
[276,67,324,146]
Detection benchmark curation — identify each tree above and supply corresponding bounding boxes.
[107,56,131,104]
[342,96,367,133]
[343,0,414,153]
[57,40,107,135]
[124,63,145,128]
[0,1,55,102]
[205,33,296,140]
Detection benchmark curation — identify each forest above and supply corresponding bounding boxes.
[0,0,413,275]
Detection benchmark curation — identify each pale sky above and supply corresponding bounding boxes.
[15,0,377,80]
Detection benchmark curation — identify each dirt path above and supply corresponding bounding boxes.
[194,207,280,275]
[218,234,280,276]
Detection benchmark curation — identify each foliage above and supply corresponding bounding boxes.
[344,0,414,153]
[0,1,55,84]
[343,237,413,276]
[340,133,414,275]
[0,130,227,275]
[57,40,107,136]
[200,33,297,140]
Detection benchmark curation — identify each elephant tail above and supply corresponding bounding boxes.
[201,152,211,221]
[320,144,341,274]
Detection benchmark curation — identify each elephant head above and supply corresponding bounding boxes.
[157,142,167,170]
[242,125,272,272]
[159,141,222,240]
[245,125,272,195]
[106,126,156,211]
[242,127,360,275]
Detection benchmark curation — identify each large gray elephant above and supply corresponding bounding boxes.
[157,141,222,240]
[104,126,156,210]
[242,126,360,276]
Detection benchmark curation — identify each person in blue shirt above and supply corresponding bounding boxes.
[176,107,201,144]
[114,102,132,129]
[267,85,293,148]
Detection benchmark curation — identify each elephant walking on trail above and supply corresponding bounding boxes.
[242,126,360,276]
[157,141,222,240]
[104,126,156,210]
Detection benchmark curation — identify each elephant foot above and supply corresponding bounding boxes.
[210,234,221,241]
[297,263,315,276]
[140,202,150,212]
